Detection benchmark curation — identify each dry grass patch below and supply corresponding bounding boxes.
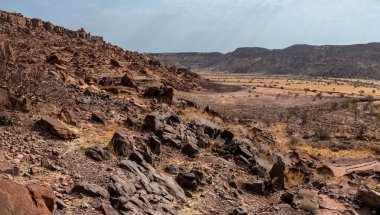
[296,145,374,159]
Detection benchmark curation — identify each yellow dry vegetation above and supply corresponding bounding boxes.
[296,145,374,159]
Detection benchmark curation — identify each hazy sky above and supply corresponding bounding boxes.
[1,0,380,53]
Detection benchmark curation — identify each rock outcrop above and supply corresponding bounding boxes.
[0,180,55,215]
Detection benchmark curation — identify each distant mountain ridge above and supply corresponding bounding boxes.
[149,43,380,79]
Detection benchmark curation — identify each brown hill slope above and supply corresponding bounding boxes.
[0,10,208,96]
[150,43,380,79]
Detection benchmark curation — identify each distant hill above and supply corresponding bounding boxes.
[149,43,380,79]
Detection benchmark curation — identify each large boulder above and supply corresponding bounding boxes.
[143,85,174,104]
[0,179,55,215]
[269,156,286,190]
[142,114,163,134]
[72,181,109,198]
[91,112,107,125]
[109,132,135,156]
[85,147,110,161]
[38,116,79,139]
[121,73,137,88]
[181,142,199,158]
[243,181,265,195]
[176,172,198,191]
[356,185,380,210]
[147,134,161,155]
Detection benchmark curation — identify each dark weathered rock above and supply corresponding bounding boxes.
[72,181,109,198]
[129,151,144,164]
[110,132,135,156]
[197,135,211,148]
[98,77,115,86]
[281,192,294,205]
[236,155,251,166]
[140,148,155,165]
[250,165,266,177]
[164,165,178,175]
[356,185,380,210]
[46,54,60,65]
[143,86,174,104]
[176,172,198,191]
[96,200,119,215]
[109,175,136,197]
[181,142,199,158]
[148,134,161,155]
[166,114,181,125]
[243,181,265,195]
[203,125,216,139]
[269,156,286,190]
[143,114,163,134]
[0,114,12,126]
[121,73,137,88]
[162,132,181,148]
[0,179,55,215]
[84,89,95,96]
[190,168,205,183]
[91,112,107,125]
[236,145,253,158]
[110,59,121,67]
[230,208,248,215]
[85,147,110,161]
[0,161,19,176]
[38,116,79,139]
[179,98,197,108]
[204,106,222,118]
[220,129,234,141]
[124,117,139,130]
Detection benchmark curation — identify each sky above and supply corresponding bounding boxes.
[1,0,380,53]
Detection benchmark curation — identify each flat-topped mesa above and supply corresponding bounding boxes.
[0,10,103,42]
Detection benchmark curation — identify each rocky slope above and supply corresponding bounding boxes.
[0,10,379,215]
[150,43,380,79]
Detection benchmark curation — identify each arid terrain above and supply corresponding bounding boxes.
[0,10,379,215]
[150,43,380,79]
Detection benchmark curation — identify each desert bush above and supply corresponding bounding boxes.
[316,92,323,99]
[356,124,367,140]
[288,135,303,145]
[286,126,296,135]
[330,102,338,111]
[314,127,330,140]
[366,95,374,103]
[286,169,304,187]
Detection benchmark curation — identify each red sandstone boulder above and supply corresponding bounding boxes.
[38,116,79,139]
[0,179,55,215]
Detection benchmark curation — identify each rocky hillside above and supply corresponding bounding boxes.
[150,43,380,79]
[0,10,379,215]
